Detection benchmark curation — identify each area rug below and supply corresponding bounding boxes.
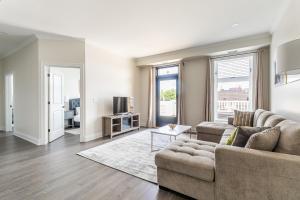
[77,129,191,183]
[65,128,80,135]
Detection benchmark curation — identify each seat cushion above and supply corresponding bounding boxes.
[155,139,217,182]
[196,121,234,136]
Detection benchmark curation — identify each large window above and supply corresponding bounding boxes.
[213,55,254,121]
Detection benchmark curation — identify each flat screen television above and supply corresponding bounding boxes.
[113,97,129,114]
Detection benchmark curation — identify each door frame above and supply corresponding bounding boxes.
[155,67,179,127]
[39,63,85,145]
[5,73,14,132]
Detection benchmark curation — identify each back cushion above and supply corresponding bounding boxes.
[255,111,273,127]
[264,115,286,127]
[253,109,265,127]
[275,120,300,155]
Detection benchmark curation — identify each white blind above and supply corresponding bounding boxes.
[216,56,251,79]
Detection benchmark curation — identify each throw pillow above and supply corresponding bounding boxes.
[232,126,270,147]
[233,110,254,127]
[245,127,281,151]
[226,128,238,145]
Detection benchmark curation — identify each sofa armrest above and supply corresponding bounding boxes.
[215,145,300,200]
[227,116,234,125]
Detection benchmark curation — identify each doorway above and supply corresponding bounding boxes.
[46,66,81,143]
[156,66,178,127]
[5,73,14,132]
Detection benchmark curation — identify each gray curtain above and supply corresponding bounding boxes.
[205,58,213,121]
[254,46,270,110]
[177,62,185,124]
[147,66,156,128]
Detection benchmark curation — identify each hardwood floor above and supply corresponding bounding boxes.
[0,131,190,200]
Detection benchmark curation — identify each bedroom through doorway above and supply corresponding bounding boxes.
[47,66,81,142]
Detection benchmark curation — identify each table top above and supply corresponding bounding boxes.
[151,125,192,136]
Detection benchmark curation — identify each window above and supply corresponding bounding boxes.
[213,55,254,121]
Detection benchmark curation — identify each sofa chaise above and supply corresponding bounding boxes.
[155,109,300,200]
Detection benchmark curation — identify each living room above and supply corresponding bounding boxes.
[0,0,300,199]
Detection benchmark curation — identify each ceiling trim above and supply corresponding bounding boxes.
[135,33,271,66]
[0,35,37,60]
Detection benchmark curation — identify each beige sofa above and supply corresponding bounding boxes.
[155,109,300,200]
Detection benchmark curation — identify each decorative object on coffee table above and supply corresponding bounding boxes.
[150,125,192,152]
[168,124,177,130]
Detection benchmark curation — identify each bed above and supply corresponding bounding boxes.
[69,98,80,127]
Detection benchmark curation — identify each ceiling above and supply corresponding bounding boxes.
[0,24,34,59]
[0,0,289,58]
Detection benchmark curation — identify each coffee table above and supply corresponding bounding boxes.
[151,125,192,152]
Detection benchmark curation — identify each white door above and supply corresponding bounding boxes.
[5,74,14,132]
[48,68,65,142]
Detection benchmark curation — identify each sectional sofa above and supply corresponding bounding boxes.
[155,109,300,200]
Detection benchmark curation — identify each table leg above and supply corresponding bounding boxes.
[175,136,177,140]
[169,135,172,142]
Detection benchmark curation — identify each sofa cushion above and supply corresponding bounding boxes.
[253,109,265,127]
[232,126,270,147]
[245,127,281,151]
[275,120,300,155]
[255,111,273,127]
[155,139,216,182]
[196,122,234,136]
[219,128,235,145]
[264,115,286,127]
[225,128,238,145]
[233,110,254,126]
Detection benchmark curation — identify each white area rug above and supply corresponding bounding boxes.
[65,128,80,135]
[77,129,191,183]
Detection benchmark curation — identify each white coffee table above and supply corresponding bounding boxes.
[151,125,192,152]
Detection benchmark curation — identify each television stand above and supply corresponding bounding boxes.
[103,113,140,138]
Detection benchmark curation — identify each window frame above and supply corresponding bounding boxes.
[212,54,255,122]
[155,65,179,126]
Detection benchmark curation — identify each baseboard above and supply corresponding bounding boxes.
[82,131,103,142]
[0,126,5,131]
[14,131,40,145]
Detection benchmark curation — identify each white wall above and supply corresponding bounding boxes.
[84,43,138,141]
[2,40,39,143]
[270,0,300,121]
[0,61,5,130]
[38,38,85,144]
[38,39,85,65]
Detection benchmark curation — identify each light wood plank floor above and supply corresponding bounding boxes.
[0,130,191,200]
